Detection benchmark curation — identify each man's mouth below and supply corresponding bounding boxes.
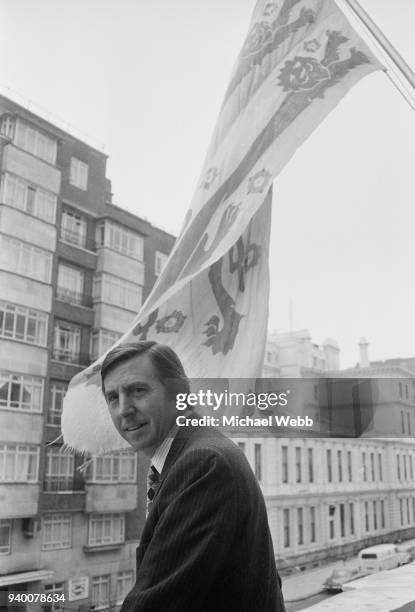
[124,424,146,432]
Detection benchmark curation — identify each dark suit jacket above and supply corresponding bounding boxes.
[121,425,285,611]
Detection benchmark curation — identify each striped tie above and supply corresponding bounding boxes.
[146,465,160,517]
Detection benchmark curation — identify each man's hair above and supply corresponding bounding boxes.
[101,341,190,399]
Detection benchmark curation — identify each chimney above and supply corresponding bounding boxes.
[358,337,370,368]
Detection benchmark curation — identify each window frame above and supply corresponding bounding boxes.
[69,157,88,190]
[0,371,43,413]
[44,447,75,492]
[0,444,39,482]
[88,513,125,546]
[0,519,12,555]
[0,235,52,283]
[42,513,72,551]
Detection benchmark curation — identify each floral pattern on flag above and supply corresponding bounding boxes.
[62,0,382,453]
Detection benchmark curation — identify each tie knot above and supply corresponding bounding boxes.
[149,465,159,486]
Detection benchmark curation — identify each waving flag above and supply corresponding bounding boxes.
[63,0,382,453]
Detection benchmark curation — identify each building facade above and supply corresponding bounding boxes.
[0,94,175,610]
[242,332,415,568]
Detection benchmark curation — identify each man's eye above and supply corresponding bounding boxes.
[107,394,118,403]
[131,387,145,395]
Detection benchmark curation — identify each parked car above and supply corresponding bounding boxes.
[323,568,361,592]
[396,542,415,562]
[276,557,301,576]
[358,544,410,573]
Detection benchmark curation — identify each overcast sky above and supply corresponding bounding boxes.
[0,0,414,368]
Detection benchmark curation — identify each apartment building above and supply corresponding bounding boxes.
[240,332,415,568]
[0,94,175,610]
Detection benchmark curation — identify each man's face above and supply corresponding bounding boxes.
[103,353,177,457]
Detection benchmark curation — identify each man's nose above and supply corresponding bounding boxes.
[119,391,134,415]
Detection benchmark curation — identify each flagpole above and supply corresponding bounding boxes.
[343,0,415,91]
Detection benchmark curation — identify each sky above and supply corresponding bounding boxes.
[0,0,414,368]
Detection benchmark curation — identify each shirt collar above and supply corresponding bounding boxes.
[151,425,179,475]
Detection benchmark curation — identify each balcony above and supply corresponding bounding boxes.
[56,286,83,305]
[85,483,138,513]
[52,347,90,366]
[43,476,75,492]
[60,227,86,249]
[2,144,61,193]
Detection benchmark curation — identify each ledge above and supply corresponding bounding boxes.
[83,543,124,554]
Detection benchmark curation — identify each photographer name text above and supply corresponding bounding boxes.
[176,415,314,428]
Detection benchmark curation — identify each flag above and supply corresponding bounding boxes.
[62,0,382,453]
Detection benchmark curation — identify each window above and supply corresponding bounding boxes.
[370,452,375,481]
[406,384,409,400]
[408,413,411,435]
[44,447,74,491]
[407,498,411,524]
[0,301,47,345]
[400,499,404,526]
[347,450,352,482]
[401,410,405,434]
[91,329,122,361]
[88,514,125,546]
[1,173,57,223]
[57,264,84,305]
[349,502,355,535]
[340,503,345,537]
[254,444,262,482]
[48,382,68,426]
[410,455,414,481]
[0,372,43,413]
[297,508,303,545]
[86,451,137,483]
[364,501,370,532]
[329,505,335,539]
[14,119,57,164]
[399,382,403,399]
[96,221,144,260]
[337,450,343,482]
[60,209,87,248]
[310,506,316,543]
[1,115,14,139]
[282,446,288,483]
[326,449,332,482]
[53,322,81,363]
[308,448,314,483]
[0,444,39,482]
[0,520,12,555]
[0,235,52,283]
[43,583,64,612]
[283,509,290,548]
[373,501,378,530]
[403,455,408,481]
[397,454,401,480]
[378,453,383,481]
[155,251,169,276]
[362,452,367,481]
[381,500,385,529]
[295,447,301,483]
[42,513,72,550]
[116,571,134,605]
[93,274,142,311]
[70,157,88,190]
[92,575,110,610]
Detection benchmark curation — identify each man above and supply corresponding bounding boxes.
[102,341,285,611]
